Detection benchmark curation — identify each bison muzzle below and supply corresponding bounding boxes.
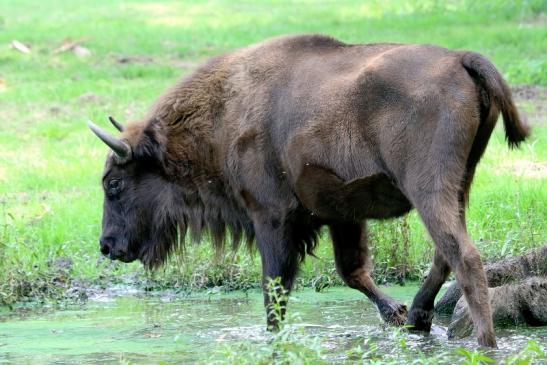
[89,35,529,348]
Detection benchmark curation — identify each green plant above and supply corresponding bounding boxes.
[456,347,496,365]
[265,277,289,331]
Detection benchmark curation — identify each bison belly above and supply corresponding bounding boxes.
[294,164,412,221]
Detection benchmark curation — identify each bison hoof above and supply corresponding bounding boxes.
[378,300,408,326]
[478,332,498,348]
[406,308,434,332]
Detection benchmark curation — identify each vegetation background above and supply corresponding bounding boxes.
[0,0,545,306]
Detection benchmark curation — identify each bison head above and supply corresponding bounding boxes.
[88,117,185,268]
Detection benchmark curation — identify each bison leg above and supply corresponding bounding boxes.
[330,221,408,325]
[254,214,300,331]
[413,199,496,347]
[406,250,451,331]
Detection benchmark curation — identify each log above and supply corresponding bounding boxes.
[435,245,547,315]
[447,277,547,339]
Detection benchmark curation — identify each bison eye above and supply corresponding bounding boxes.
[105,178,123,195]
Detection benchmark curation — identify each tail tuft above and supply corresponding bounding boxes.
[461,52,530,148]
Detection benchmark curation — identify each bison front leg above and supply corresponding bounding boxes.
[330,221,408,325]
[253,213,300,331]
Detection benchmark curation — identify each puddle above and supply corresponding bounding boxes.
[0,286,545,364]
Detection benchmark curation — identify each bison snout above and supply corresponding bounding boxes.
[99,236,133,262]
[99,236,116,256]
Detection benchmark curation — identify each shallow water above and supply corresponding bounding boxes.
[0,285,545,364]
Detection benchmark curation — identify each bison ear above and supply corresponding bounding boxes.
[133,122,167,167]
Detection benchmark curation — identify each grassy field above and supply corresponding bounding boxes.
[0,0,545,306]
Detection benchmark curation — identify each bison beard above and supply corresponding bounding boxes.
[89,34,529,348]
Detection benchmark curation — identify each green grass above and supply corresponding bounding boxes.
[0,0,546,306]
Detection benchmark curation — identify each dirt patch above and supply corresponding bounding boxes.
[48,106,64,115]
[512,85,545,100]
[504,160,547,179]
[512,85,546,126]
[110,53,199,71]
[116,55,154,64]
[77,92,101,104]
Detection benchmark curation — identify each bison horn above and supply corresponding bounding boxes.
[108,116,125,132]
[88,120,131,161]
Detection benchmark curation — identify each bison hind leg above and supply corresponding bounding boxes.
[409,193,496,347]
[406,250,451,332]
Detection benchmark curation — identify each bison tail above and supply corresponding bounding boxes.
[461,52,529,148]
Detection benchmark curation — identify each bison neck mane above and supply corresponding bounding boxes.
[134,56,255,268]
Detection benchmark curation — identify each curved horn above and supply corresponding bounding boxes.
[108,115,125,132]
[88,120,131,160]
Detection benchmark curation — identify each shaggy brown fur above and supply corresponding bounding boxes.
[89,34,529,347]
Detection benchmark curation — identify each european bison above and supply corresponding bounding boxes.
[89,35,529,347]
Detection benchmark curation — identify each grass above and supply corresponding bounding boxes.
[0,0,546,308]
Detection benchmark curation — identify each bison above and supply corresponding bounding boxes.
[88,34,529,347]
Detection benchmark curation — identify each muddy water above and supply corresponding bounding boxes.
[0,285,545,364]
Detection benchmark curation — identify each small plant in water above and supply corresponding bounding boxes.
[208,277,326,364]
[210,319,325,364]
[346,338,381,362]
[265,277,289,331]
[456,347,496,365]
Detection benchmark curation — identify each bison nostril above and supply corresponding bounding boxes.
[100,244,110,255]
[100,236,115,256]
